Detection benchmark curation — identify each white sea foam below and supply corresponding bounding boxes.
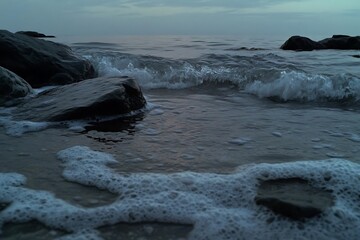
[0,107,50,136]
[0,116,49,137]
[1,146,360,239]
[245,71,360,102]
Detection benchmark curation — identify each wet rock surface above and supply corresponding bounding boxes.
[255,178,334,220]
[0,66,33,104]
[14,76,146,121]
[0,30,96,87]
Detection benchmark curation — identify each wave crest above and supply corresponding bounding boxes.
[84,52,360,104]
[85,52,296,91]
[245,71,360,103]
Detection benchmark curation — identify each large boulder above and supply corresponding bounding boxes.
[0,66,33,104]
[281,35,360,51]
[319,35,360,50]
[0,30,96,87]
[255,178,334,220]
[280,36,325,51]
[14,76,146,121]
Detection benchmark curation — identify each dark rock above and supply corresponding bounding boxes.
[14,76,146,121]
[352,55,360,58]
[280,36,325,51]
[332,35,350,39]
[319,36,360,50]
[16,31,55,38]
[255,178,334,220]
[281,35,360,51]
[49,73,74,85]
[0,66,33,104]
[0,30,96,87]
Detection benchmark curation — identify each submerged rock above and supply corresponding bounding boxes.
[281,35,360,51]
[0,30,96,87]
[14,76,146,121]
[0,66,33,104]
[255,178,334,220]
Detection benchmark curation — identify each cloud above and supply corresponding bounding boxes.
[77,0,306,18]
[77,0,359,18]
[82,4,233,18]
[114,0,305,8]
[0,0,359,36]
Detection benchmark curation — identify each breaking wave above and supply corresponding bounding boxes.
[79,48,360,104]
[245,71,360,103]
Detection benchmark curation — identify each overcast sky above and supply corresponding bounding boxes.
[0,0,359,38]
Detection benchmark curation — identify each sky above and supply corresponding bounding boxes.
[0,0,359,38]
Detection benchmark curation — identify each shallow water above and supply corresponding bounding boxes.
[1,35,360,239]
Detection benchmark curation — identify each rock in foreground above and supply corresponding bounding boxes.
[281,35,360,51]
[0,66,33,104]
[255,178,334,220]
[14,76,146,121]
[0,30,96,87]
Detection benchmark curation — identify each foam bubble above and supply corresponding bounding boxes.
[1,146,360,239]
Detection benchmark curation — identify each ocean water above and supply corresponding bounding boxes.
[1,35,360,239]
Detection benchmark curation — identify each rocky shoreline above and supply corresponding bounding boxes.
[0,30,340,222]
[0,30,146,120]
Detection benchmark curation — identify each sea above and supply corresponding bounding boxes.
[1,35,360,239]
